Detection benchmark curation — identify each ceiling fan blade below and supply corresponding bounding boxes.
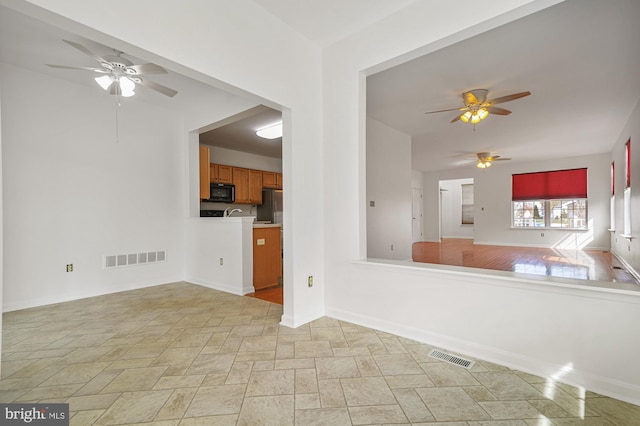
[46,64,108,73]
[63,39,109,64]
[494,157,512,161]
[486,106,512,115]
[486,91,531,105]
[138,78,178,97]
[425,107,465,115]
[450,114,462,123]
[126,63,167,75]
[463,91,479,106]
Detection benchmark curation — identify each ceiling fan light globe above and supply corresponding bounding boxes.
[95,75,114,91]
[470,113,482,124]
[478,108,489,120]
[119,77,136,96]
[460,111,472,123]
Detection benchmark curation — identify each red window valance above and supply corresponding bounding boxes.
[512,168,587,201]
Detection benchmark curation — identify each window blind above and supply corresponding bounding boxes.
[512,168,587,201]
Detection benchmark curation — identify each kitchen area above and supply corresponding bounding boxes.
[195,106,284,303]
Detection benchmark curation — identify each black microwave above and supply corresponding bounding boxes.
[209,183,235,203]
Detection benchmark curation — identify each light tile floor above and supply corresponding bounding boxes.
[1,282,639,425]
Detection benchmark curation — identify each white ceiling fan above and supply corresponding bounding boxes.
[453,151,512,169]
[46,40,177,98]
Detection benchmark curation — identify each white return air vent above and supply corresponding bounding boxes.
[428,349,475,369]
[104,250,167,269]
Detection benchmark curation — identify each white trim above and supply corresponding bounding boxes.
[326,304,640,406]
[611,250,640,284]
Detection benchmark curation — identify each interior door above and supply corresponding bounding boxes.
[412,187,423,242]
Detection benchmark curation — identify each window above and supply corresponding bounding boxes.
[610,161,615,230]
[623,139,631,236]
[461,183,474,224]
[512,168,588,229]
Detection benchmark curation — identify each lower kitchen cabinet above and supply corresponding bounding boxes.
[253,226,282,290]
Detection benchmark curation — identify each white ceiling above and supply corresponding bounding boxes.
[1,0,639,170]
[367,0,640,172]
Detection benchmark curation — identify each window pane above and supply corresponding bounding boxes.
[513,200,544,227]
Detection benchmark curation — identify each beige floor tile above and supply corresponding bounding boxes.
[185,353,235,375]
[473,371,545,400]
[184,385,246,417]
[295,393,321,410]
[101,366,167,393]
[155,387,198,420]
[340,376,397,406]
[479,400,543,419]
[415,386,491,422]
[348,404,409,424]
[318,379,347,408]
[315,357,360,379]
[2,283,637,426]
[237,395,295,426]
[422,362,481,386]
[374,353,424,376]
[94,390,173,425]
[393,388,435,422]
[294,340,333,358]
[246,369,295,396]
[153,375,206,390]
[295,407,351,425]
[295,368,319,395]
[41,362,111,386]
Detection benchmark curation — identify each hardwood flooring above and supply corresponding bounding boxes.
[412,238,638,284]
[247,285,283,305]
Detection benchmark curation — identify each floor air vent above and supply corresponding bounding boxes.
[104,250,167,269]
[428,349,475,369]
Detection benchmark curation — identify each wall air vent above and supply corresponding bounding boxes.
[428,349,475,369]
[104,250,167,269]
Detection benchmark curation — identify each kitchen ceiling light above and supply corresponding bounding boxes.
[256,122,282,139]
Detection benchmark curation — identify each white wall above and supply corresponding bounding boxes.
[1,63,185,311]
[423,153,611,250]
[323,0,640,405]
[440,178,474,239]
[611,98,640,277]
[366,118,412,260]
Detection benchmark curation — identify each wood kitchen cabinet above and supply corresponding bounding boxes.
[210,164,233,184]
[233,167,263,204]
[262,171,283,189]
[253,226,282,290]
[199,146,210,200]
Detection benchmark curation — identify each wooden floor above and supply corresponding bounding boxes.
[246,285,283,304]
[413,239,638,284]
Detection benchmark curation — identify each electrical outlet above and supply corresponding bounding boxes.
[66,264,73,272]
[541,232,544,237]
[308,275,313,287]
[220,258,224,265]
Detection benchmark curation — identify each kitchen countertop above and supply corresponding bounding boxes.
[253,223,282,228]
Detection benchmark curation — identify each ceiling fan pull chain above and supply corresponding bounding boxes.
[115,93,120,143]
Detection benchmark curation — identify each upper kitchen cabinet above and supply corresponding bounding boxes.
[233,167,263,204]
[199,146,210,200]
[262,171,283,189]
[210,164,233,184]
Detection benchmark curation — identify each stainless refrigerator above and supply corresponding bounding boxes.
[257,189,283,224]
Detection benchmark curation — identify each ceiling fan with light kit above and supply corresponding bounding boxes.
[46,40,177,98]
[425,88,530,127]
[453,151,512,169]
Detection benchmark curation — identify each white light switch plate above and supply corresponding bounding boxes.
[257,238,265,246]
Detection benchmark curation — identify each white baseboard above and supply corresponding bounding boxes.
[2,276,184,312]
[611,250,640,283]
[325,306,640,406]
[280,306,325,329]
[185,275,245,296]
